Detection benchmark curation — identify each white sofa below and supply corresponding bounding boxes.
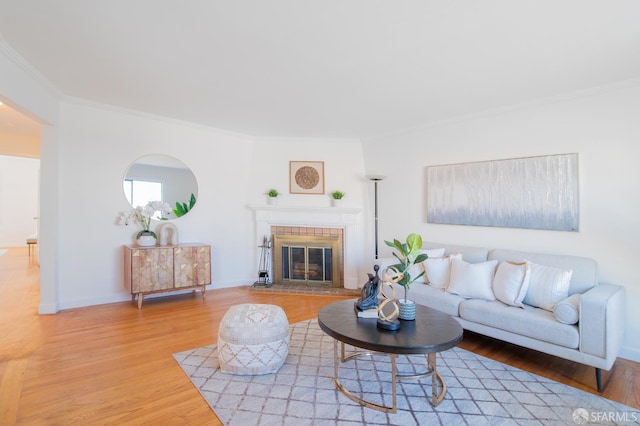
[375,241,626,391]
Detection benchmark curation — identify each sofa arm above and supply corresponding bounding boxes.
[579,283,626,364]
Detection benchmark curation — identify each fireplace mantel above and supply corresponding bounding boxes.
[249,204,363,289]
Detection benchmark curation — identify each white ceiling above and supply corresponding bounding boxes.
[1,1,639,139]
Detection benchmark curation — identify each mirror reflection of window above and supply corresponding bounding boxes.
[123,179,164,219]
[123,154,198,221]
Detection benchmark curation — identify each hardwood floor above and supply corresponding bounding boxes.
[1,248,638,424]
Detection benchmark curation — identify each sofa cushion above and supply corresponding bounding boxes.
[523,262,572,311]
[408,248,445,283]
[375,248,445,285]
[488,248,597,295]
[392,282,464,317]
[424,253,462,289]
[447,258,497,301]
[553,293,581,324]
[423,241,489,264]
[492,261,531,307]
[459,299,580,349]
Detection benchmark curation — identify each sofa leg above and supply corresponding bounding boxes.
[595,368,602,392]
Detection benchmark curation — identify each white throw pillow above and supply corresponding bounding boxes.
[553,293,581,324]
[493,261,531,308]
[446,258,498,301]
[523,262,573,311]
[408,248,445,283]
[423,253,462,288]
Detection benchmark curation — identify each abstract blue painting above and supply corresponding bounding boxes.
[426,154,579,231]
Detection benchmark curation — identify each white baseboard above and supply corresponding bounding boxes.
[619,346,640,363]
[38,302,59,314]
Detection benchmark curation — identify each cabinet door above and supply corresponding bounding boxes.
[130,248,174,292]
[174,246,211,288]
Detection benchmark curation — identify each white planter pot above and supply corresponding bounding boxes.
[137,234,157,247]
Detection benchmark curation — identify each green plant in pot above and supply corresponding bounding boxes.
[384,233,428,320]
[330,190,345,206]
[266,188,279,205]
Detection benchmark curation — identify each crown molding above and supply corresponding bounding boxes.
[61,95,254,141]
[0,34,62,98]
[254,136,361,144]
[363,77,640,142]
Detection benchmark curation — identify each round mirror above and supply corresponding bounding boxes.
[123,154,198,220]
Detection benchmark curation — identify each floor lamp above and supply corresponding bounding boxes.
[367,175,385,259]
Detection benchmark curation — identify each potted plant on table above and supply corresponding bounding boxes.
[384,233,428,320]
[118,201,172,246]
[330,190,345,207]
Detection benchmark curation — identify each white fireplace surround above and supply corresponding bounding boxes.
[249,205,363,289]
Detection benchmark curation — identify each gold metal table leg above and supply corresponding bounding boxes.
[332,339,447,412]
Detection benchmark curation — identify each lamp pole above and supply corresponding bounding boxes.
[367,175,385,259]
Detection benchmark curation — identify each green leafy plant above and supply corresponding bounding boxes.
[331,190,345,199]
[173,193,197,217]
[384,233,428,301]
[266,189,279,197]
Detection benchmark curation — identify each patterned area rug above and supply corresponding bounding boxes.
[174,319,638,425]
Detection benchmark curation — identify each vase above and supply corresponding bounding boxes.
[398,299,416,320]
[267,196,277,205]
[136,233,157,247]
[331,198,342,207]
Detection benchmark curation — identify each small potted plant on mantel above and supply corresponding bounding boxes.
[330,190,345,207]
[384,233,428,320]
[266,189,279,205]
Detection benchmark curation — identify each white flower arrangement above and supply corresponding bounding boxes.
[118,201,172,238]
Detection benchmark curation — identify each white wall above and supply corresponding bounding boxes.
[56,101,370,308]
[0,40,60,314]
[362,83,640,362]
[0,155,39,246]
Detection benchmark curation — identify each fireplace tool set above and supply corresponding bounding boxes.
[253,236,272,287]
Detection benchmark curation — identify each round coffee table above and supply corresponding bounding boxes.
[318,299,463,413]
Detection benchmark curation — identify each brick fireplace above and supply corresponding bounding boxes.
[250,205,363,289]
[272,226,343,287]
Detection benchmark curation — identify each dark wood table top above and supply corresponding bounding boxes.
[318,299,463,355]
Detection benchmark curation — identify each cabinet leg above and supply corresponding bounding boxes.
[201,286,206,299]
[137,294,143,309]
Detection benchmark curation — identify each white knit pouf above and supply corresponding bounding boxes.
[217,303,290,375]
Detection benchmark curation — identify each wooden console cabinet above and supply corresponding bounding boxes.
[124,243,211,308]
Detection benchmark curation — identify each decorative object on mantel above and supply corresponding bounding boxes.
[265,188,279,205]
[377,279,401,330]
[289,160,324,194]
[366,175,385,259]
[158,222,179,246]
[384,233,428,321]
[330,190,345,207]
[355,265,380,317]
[117,201,172,246]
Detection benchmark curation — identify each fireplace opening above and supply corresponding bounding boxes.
[273,234,341,287]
